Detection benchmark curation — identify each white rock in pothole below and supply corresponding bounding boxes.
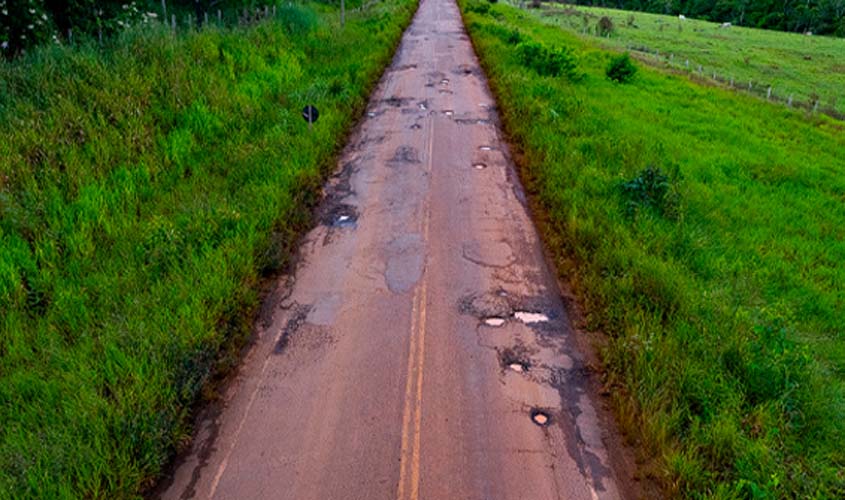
[514,311,549,324]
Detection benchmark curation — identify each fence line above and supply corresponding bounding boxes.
[625,43,843,120]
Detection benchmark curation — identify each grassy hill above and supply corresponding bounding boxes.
[0,1,416,497]
[460,0,845,497]
[533,3,845,116]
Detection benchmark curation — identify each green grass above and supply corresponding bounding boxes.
[0,0,416,497]
[460,1,845,497]
[530,3,845,115]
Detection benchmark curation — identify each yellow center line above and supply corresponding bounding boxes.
[397,104,436,500]
[396,285,419,500]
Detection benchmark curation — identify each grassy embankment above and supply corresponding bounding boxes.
[0,0,416,497]
[534,2,845,115]
[459,1,845,497]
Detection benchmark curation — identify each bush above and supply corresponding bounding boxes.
[606,52,637,83]
[597,15,614,36]
[277,3,320,35]
[516,40,580,80]
[467,1,491,15]
[621,165,679,219]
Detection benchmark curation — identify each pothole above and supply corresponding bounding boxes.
[499,347,531,373]
[531,409,551,426]
[483,317,506,327]
[418,102,427,111]
[443,110,454,117]
[367,112,376,118]
[322,204,358,228]
[388,145,421,164]
[479,146,493,151]
[514,311,549,324]
[440,78,450,85]
[473,163,487,170]
[508,362,527,373]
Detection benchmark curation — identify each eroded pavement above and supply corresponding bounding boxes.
[155,0,637,498]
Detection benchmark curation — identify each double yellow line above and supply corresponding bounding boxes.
[396,116,435,500]
[396,273,428,500]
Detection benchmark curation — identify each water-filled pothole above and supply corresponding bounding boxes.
[479,146,493,151]
[323,204,358,228]
[531,409,551,426]
[514,311,549,324]
[443,110,454,117]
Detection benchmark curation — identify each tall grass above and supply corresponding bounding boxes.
[0,0,416,497]
[460,1,845,497]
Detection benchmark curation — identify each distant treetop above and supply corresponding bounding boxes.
[563,0,845,37]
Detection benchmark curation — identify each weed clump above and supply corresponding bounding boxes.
[621,165,679,219]
[516,40,580,79]
[606,52,637,83]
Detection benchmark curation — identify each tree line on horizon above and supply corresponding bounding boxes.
[561,0,845,36]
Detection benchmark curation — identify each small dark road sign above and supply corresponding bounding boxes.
[302,105,319,125]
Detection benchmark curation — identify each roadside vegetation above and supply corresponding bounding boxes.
[0,0,416,497]
[459,0,845,497]
[535,3,845,115]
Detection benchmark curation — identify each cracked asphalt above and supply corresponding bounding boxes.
[154,0,638,498]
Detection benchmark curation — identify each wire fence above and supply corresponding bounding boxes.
[625,44,844,120]
[508,1,844,121]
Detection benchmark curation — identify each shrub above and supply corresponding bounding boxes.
[606,52,637,83]
[621,165,679,219]
[597,15,614,36]
[467,1,491,15]
[277,3,320,35]
[516,40,580,79]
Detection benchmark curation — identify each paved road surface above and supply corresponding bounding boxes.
[156,0,632,498]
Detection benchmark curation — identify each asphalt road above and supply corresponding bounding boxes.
[156,0,634,498]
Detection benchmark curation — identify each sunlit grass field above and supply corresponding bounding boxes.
[533,2,845,115]
[460,0,845,497]
[0,0,416,497]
